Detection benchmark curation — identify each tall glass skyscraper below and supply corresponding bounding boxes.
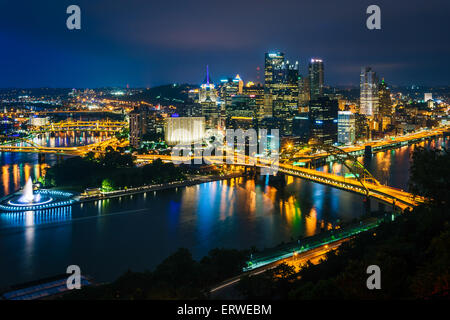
[338,111,356,145]
[308,97,338,145]
[360,67,379,117]
[308,58,324,100]
[264,52,300,135]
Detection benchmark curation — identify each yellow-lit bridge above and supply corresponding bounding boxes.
[136,151,425,211]
[0,137,128,156]
[30,120,127,133]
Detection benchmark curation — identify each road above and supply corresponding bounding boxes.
[209,238,347,298]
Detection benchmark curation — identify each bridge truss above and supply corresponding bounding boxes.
[282,142,381,195]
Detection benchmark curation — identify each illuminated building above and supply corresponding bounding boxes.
[29,116,50,127]
[308,97,338,144]
[378,79,393,118]
[264,52,284,119]
[309,58,324,100]
[292,114,310,142]
[355,113,369,142]
[225,94,258,129]
[129,106,164,148]
[424,93,432,102]
[243,82,265,120]
[360,67,379,116]
[298,74,310,111]
[226,95,257,118]
[129,106,149,148]
[338,111,356,145]
[164,116,205,145]
[264,52,300,135]
[199,66,219,129]
[219,76,239,108]
[235,74,244,94]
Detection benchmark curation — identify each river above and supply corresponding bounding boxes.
[0,134,447,288]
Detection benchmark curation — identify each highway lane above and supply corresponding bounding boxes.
[209,238,347,297]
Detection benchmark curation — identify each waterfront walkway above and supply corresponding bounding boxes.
[77,173,243,202]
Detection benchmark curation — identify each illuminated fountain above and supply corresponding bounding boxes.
[8,177,53,207]
[0,177,76,212]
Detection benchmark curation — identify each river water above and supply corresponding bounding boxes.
[0,134,447,288]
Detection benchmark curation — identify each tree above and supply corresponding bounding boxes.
[85,151,96,162]
[409,147,450,205]
[101,179,115,192]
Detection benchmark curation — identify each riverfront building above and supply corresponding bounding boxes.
[338,111,356,145]
[164,116,205,145]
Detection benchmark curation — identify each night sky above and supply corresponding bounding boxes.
[0,0,449,88]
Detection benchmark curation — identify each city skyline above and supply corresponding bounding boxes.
[1,0,449,88]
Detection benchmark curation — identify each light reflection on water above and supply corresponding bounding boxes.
[0,136,447,287]
[320,137,448,189]
[0,206,72,229]
[0,131,111,196]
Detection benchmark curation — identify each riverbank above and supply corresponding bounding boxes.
[76,172,244,202]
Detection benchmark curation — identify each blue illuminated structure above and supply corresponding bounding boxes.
[0,189,76,212]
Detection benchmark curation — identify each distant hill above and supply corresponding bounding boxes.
[120,84,197,106]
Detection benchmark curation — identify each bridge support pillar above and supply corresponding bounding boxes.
[267,172,285,184]
[38,153,45,163]
[364,146,372,158]
[363,196,371,215]
[378,202,385,214]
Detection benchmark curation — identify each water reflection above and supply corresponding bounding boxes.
[320,137,448,190]
[0,136,447,288]
[0,132,110,197]
[0,206,72,229]
[24,131,112,148]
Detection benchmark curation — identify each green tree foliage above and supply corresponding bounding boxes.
[63,248,249,300]
[64,146,449,300]
[237,263,296,299]
[101,179,115,192]
[236,146,450,299]
[409,147,450,205]
[142,131,164,142]
[43,150,185,191]
[115,127,129,140]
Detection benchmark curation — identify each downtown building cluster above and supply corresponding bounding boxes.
[128,51,446,149]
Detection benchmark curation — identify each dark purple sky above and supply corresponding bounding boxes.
[0,0,449,88]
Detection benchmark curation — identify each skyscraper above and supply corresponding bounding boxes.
[308,97,338,145]
[264,52,285,86]
[264,52,284,119]
[298,74,310,111]
[263,52,300,134]
[338,111,356,145]
[219,75,240,108]
[378,79,392,117]
[199,66,219,128]
[360,67,379,117]
[243,82,265,120]
[308,59,324,100]
[129,106,149,148]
